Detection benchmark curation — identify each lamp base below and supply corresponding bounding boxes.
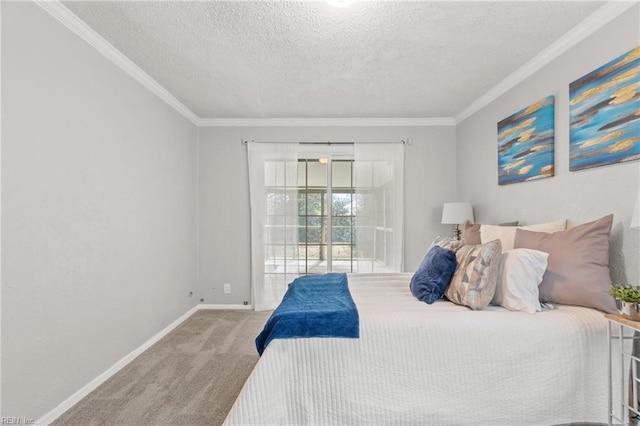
[453,224,462,241]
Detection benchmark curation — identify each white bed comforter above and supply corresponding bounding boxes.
[225,273,611,425]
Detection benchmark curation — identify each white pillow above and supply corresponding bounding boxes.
[480,220,566,250]
[492,248,549,313]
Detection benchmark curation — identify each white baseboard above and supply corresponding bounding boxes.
[198,303,253,310]
[36,302,254,425]
[36,304,200,425]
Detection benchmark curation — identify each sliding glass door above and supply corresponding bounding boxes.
[297,159,356,274]
[249,141,403,310]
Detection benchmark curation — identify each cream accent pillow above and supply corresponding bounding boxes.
[492,248,549,313]
[462,221,519,246]
[480,220,566,251]
[445,239,502,310]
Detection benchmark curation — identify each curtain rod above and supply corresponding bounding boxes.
[242,139,407,145]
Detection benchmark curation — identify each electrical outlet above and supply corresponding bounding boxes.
[224,283,231,294]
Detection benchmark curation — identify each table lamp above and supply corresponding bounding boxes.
[441,202,474,240]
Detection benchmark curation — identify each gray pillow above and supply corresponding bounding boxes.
[462,221,481,245]
[513,214,616,313]
[462,220,519,246]
[445,239,503,310]
[429,236,465,252]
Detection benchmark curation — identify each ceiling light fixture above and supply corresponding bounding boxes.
[325,0,356,7]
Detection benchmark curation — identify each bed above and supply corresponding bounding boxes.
[224,272,616,425]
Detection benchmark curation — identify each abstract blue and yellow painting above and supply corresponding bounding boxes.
[569,47,640,171]
[497,96,555,185]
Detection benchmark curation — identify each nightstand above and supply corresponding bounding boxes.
[605,313,640,426]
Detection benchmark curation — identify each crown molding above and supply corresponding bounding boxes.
[34,0,200,126]
[197,117,456,127]
[30,1,454,129]
[455,0,638,124]
[34,0,634,129]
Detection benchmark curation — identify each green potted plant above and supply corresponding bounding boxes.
[610,285,640,320]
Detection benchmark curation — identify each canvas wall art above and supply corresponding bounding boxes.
[497,96,555,185]
[569,46,640,171]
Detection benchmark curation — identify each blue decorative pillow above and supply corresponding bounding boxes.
[410,245,458,304]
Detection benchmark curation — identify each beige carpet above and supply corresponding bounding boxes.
[52,310,271,426]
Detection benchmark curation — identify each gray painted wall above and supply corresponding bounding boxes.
[197,126,457,304]
[2,2,197,419]
[456,6,640,286]
[4,0,638,421]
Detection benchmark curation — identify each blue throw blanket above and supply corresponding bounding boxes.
[255,273,359,355]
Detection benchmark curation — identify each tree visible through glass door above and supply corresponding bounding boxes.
[298,159,356,274]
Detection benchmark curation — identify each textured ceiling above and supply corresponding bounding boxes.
[62,1,605,119]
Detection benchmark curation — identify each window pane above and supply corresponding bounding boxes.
[266,225,298,244]
[267,227,284,243]
[354,244,374,261]
[332,160,352,188]
[333,216,351,227]
[307,216,322,227]
[298,193,306,216]
[353,193,375,224]
[353,161,373,188]
[265,245,285,260]
[284,225,297,244]
[332,193,352,216]
[332,245,352,259]
[284,190,298,216]
[267,191,298,216]
[267,216,284,227]
[297,161,307,187]
[373,161,392,188]
[307,160,327,187]
[376,191,386,227]
[354,227,374,246]
[285,245,298,260]
[375,229,386,262]
[332,226,352,243]
[264,161,296,187]
[306,245,322,260]
[266,193,281,215]
[306,227,322,244]
[322,192,328,215]
[306,193,322,215]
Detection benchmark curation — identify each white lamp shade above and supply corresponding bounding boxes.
[632,187,640,230]
[442,202,474,224]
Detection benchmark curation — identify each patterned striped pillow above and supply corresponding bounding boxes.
[445,239,503,310]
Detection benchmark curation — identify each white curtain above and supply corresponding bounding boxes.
[353,143,404,273]
[247,142,300,311]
